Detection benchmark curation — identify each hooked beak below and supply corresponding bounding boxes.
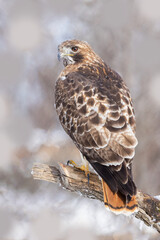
[57,52,61,61]
[57,50,74,61]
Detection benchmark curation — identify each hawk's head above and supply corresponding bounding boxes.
[58,39,101,67]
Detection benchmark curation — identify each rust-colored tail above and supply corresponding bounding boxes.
[102,180,138,215]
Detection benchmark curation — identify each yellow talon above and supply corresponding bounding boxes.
[80,164,90,184]
[67,160,78,167]
[79,164,90,177]
[67,160,90,184]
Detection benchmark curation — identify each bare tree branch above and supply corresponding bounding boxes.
[31,163,160,233]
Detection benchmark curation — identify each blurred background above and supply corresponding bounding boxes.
[0,0,160,239]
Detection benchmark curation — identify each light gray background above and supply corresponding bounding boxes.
[0,0,160,239]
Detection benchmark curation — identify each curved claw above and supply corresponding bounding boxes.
[87,173,90,185]
[67,160,78,167]
[67,160,90,184]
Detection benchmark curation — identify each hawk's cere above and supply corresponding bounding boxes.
[55,40,138,214]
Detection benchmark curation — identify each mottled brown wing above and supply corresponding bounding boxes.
[55,70,137,165]
[55,68,138,200]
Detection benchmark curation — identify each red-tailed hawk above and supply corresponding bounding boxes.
[55,40,138,214]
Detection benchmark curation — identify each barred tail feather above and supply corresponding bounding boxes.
[102,180,138,215]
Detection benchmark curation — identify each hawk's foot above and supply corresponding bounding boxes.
[67,160,78,167]
[67,160,90,184]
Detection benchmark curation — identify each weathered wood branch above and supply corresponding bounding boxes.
[31,163,160,233]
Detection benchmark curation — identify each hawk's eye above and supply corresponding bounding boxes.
[71,46,78,52]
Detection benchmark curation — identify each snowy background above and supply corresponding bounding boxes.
[0,0,160,239]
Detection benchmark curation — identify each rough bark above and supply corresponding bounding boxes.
[31,163,160,233]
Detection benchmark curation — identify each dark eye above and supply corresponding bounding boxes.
[71,46,78,52]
